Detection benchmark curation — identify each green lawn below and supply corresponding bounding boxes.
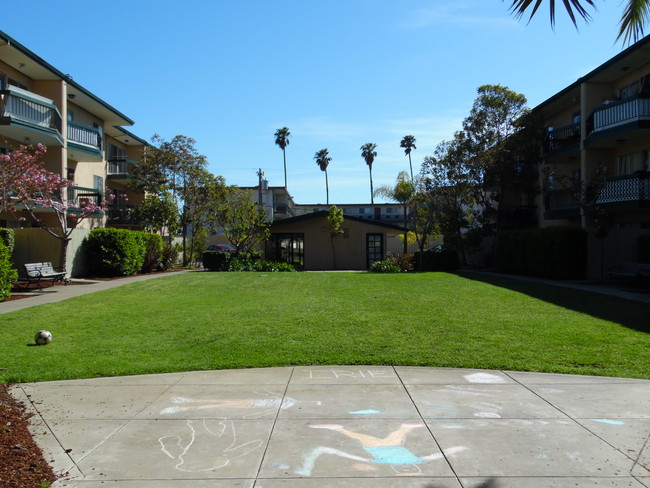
[1,271,649,383]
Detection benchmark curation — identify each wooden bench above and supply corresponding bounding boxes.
[608,262,650,283]
[22,262,69,290]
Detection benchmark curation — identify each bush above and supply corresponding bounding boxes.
[413,249,461,272]
[0,228,15,252]
[496,226,586,280]
[84,229,155,277]
[141,233,165,273]
[161,242,180,270]
[369,260,401,273]
[202,251,295,272]
[390,253,414,272]
[0,238,17,301]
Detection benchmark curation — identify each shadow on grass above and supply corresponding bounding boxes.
[458,270,650,334]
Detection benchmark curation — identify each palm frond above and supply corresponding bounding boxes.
[617,0,649,44]
[509,0,594,27]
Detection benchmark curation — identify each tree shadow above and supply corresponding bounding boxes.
[458,271,650,334]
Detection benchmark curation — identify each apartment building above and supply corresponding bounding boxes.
[0,30,146,233]
[537,35,650,279]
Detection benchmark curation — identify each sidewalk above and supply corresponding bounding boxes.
[0,270,193,314]
[12,366,650,487]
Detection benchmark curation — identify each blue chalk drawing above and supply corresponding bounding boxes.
[591,419,625,425]
[348,409,381,415]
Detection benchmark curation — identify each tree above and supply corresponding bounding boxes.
[421,132,477,265]
[327,205,345,270]
[0,144,111,271]
[411,187,441,269]
[274,127,291,188]
[374,171,416,254]
[131,134,209,265]
[209,186,270,253]
[508,0,648,44]
[360,143,378,204]
[400,135,417,181]
[462,84,529,235]
[314,148,332,205]
[131,192,180,240]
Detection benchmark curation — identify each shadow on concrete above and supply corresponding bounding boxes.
[458,271,650,334]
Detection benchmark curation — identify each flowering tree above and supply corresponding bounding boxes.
[0,144,112,272]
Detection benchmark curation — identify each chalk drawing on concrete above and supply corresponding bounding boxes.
[159,419,262,472]
[294,423,467,476]
[159,392,317,419]
[463,373,507,384]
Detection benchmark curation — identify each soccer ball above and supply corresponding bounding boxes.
[35,330,52,346]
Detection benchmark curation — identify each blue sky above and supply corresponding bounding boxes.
[5,0,628,204]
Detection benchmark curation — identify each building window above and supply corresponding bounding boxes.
[619,81,640,99]
[358,208,365,214]
[67,110,74,122]
[618,150,649,175]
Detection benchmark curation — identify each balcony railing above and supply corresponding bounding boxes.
[545,122,580,154]
[587,96,650,135]
[67,121,102,152]
[107,157,137,177]
[595,173,650,205]
[545,188,579,212]
[107,205,141,225]
[67,186,102,207]
[0,88,62,135]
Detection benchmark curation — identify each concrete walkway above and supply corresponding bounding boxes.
[11,366,650,487]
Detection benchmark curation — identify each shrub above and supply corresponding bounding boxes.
[0,228,15,252]
[369,260,401,273]
[0,238,17,301]
[254,260,295,272]
[161,242,180,270]
[202,251,295,272]
[84,229,150,276]
[390,253,414,272]
[496,226,586,280]
[141,233,165,273]
[413,249,461,272]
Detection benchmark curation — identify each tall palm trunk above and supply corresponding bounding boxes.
[408,153,414,182]
[369,166,374,204]
[325,170,329,205]
[283,149,287,188]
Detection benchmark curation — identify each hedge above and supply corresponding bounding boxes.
[496,226,586,280]
[413,249,461,272]
[0,229,17,301]
[202,251,295,272]
[84,229,165,277]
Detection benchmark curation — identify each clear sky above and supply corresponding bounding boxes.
[4,0,628,204]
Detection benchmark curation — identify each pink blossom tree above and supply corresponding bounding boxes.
[0,144,112,272]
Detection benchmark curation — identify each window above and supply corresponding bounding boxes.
[0,71,28,90]
[67,110,74,122]
[358,208,365,214]
[618,150,649,175]
[619,81,640,99]
[94,175,104,193]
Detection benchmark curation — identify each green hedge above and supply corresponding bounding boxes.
[369,260,401,273]
[84,229,165,277]
[413,249,461,272]
[202,251,295,272]
[496,226,586,280]
[0,229,17,301]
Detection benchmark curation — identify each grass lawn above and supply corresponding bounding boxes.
[1,271,649,383]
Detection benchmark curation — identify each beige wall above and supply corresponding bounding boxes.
[12,228,91,277]
[271,215,402,270]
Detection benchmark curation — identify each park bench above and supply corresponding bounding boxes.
[608,262,650,285]
[22,262,69,290]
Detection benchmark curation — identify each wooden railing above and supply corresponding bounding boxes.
[588,96,650,134]
[67,121,102,151]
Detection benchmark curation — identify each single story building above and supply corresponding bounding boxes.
[266,211,407,270]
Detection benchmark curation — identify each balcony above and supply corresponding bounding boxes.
[544,122,580,159]
[586,96,650,147]
[107,205,142,227]
[67,121,102,161]
[0,86,63,146]
[67,186,102,207]
[544,188,580,220]
[594,173,650,210]
[107,158,137,184]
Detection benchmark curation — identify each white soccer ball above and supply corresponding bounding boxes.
[35,330,52,345]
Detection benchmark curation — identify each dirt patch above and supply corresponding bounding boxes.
[0,384,57,488]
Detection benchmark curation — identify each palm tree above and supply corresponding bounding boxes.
[400,135,417,181]
[360,142,378,204]
[508,0,648,44]
[314,148,332,204]
[374,171,416,254]
[274,127,291,188]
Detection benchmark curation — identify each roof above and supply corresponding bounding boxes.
[270,210,408,232]
[534,34,650,114]
[0,30,134,126]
